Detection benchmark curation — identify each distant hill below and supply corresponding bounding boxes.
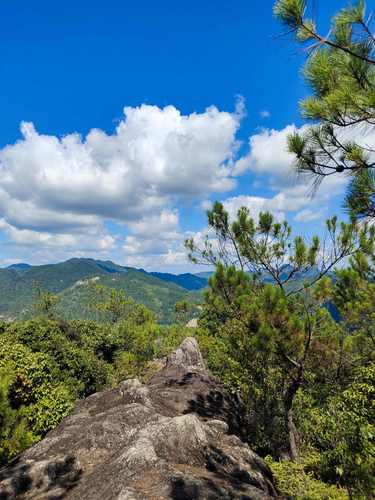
[0,259,337,323]
[150,272,207,290]
[0,258,202,323]
[6,263,31,272]
[194,271,213,280]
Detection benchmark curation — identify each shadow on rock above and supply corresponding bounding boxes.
[0,455,81,499]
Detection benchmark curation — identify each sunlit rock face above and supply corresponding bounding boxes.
[0,337,278,500]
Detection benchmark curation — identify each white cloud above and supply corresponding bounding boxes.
[233,124,306,178]
[123,250,192,273]
[0,103,243,263]
[229,121,373,226]
[259,110,271,118]
[0,218,116,251]
[222,195,285,221]
[122,209,187,271]
[0,104,241,227]
[1,102,368,271]
[121,119,374,270]
[294,208,326,222]
[235,122,375,186]
[127,209,180,239]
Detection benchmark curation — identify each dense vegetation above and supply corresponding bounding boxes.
[2,243,374,497]
[0,294,192,466]
[185,200,375,498]
[0,259,202,324]
[1,1,374,498]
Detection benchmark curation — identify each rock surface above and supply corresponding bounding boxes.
[0,337,278,499]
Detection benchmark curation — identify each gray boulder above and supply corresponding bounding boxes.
[0,337,278,499]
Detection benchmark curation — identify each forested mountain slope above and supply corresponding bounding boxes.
[0,259,202,323]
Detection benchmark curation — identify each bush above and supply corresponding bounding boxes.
[0,367,35,465]
[26,384,74,436]
[265,457,348,499]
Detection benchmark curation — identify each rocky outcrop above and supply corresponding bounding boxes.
[0,337,278,499]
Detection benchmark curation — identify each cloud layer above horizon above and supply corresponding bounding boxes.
[0,102,367,272]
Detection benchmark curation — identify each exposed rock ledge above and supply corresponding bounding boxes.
[0,337,278,499]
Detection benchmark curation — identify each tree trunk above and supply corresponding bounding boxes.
[283,377,301,461]
[287,407,299,461]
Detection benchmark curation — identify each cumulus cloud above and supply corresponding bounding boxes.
[233,124,307,178]
[294,208,326,223]
[294,208,325,222]
[0,218,116,251]
[123,209,182,256]
[222,195,285,221]
[0,103,243,261]
[229,121,372,224]
[0,106,240,226]
[120,119,374,271]
[234,122,375,185]
[0,101,364,270]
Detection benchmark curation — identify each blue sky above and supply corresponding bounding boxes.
[0,0,364,271]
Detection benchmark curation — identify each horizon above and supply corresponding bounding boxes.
[0,0,372,273]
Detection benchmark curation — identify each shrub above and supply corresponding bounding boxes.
[265,457,348,500]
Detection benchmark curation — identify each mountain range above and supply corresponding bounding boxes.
[0,258,208,323]
[0,258,336,324]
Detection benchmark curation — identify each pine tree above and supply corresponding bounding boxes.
[186,202,374,459]
[274,0,375,220]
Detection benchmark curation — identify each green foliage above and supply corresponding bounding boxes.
[0,295,195,466]
[0,333,56,407]
[0,259,200,324]
[197,270,342,456]
[32,282,59,318]
[0,368,35,465]
[89,283,137,323]
[273,0,308,34]
[266,456,348,499]
[5,318,110,397]
[196,265,375,494]
[315,364,375,496]
[186,201,373,460]
[187,200,375,495]
[186,202,373,295]
[174,299,192,324]
[0,336,73,464]
[114,351,143,381]
[274,0,375,219]
[346,169,375,219]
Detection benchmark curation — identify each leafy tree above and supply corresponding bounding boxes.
[89,283,137,324]
[71,320,123,363]
[198,268,341,460]
[335,265,375,350]
[0,367,34,465]
[28,384,74,436]
[265,455,348,499]
[174,299,191,324]
[304,364,375,498]
[0,332,56,407]
[5,318,111,397]
[274,0,375,219]
[187,203,374,460]
[0,301,176,466]
[0,335,74,463]
[32,282,59,318]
